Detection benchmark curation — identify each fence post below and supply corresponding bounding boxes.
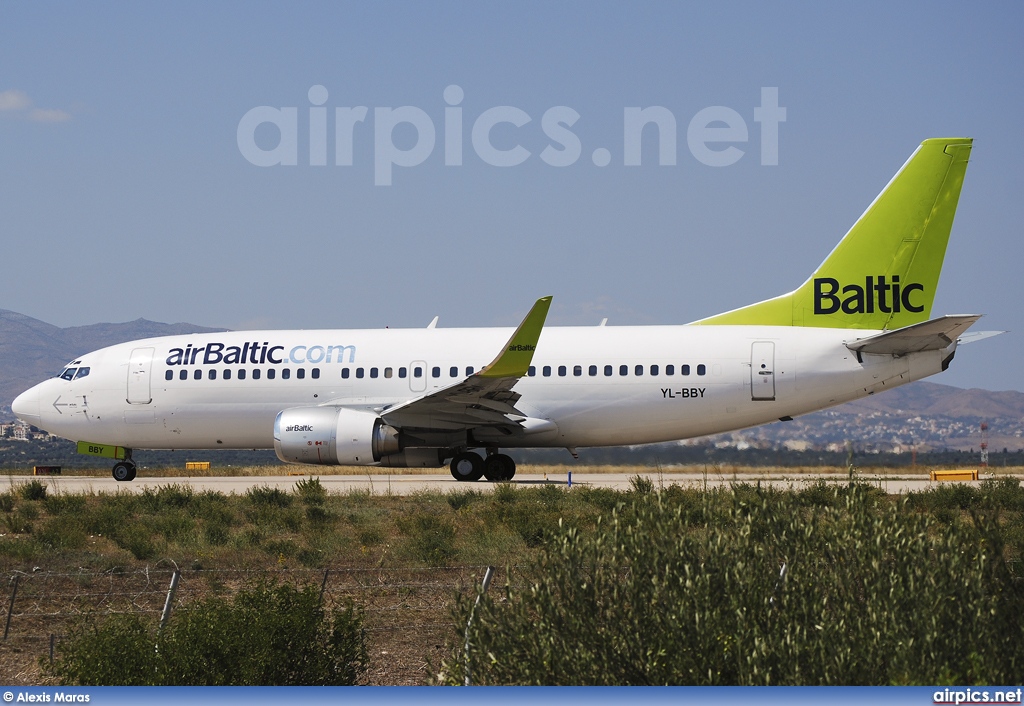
[318,569,330,606]
[4,574,20,640]
[463,566,495,686]
[158,570,181,635]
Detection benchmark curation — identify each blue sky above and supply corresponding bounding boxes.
[1,2,1021,391]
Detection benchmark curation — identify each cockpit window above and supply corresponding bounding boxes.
[58,368,77,381]
[74,367,90,380]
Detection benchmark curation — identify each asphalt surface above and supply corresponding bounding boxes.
[15,471,997,495]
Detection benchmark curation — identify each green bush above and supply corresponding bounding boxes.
[444,486,1024,685]
[295,477,327,506]
[18,479,47,501]
[246,485,292,508]
[48,580,368,685]
[629,474,654,494]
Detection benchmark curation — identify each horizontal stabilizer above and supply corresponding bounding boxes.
[957,330,1005,345]
[845,315,981,355]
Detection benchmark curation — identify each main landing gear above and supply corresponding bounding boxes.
[449,450,516,482]
[112,450,137,482]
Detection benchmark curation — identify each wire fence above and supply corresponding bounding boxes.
[0,564,509,685]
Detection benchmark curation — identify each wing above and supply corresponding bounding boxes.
[379,297,553,435]
[845,314,982,355]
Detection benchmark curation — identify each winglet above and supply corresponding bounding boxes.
[479,296,552,378]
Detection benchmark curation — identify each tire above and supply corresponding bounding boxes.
[484,453,516,482]
[126,466,138,481]
[449,452,484,482]
[112,462,134,482]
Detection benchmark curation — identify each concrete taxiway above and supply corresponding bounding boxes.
[7,472,998,495]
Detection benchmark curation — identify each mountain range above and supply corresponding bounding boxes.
[1,309,1021,451]
[0,309,225,415]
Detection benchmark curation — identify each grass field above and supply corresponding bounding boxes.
[1,470,1021,685]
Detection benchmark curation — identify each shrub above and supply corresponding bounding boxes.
[18,479,47,501]
[48,580,368,685]
[628,474,654,494]
[246,485,292,508]
[295,477,327,506]
[444,486,1024,685]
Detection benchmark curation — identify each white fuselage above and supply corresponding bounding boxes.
[13,324,948,453]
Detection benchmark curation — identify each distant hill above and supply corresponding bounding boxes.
[1,310,1021,452]
[0,309,226,413]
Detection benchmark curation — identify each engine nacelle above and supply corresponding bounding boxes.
[274,407,400,465]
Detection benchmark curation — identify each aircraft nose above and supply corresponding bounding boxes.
[12,386,42,426]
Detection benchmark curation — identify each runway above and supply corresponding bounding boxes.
[10,471,997,496]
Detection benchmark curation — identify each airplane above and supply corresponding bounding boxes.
[12,137,997,482]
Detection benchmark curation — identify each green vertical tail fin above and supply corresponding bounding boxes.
[695,137,972,330]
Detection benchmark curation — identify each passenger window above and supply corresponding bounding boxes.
[342,368,350,379]
[558,365,567,377]
[297,368,305,379]
[384,367,392,378]
[179,370,188,381]
[282,369,291,380]
[165,370,173,381]
[589,365,597,376]
[697,364,706,376]
[432,367,440,378]
[666,364,675,375]
[356,368,364,379]
[466,366,474,375]
[224,369,232,380]
[651,365,659,376]
[253,369,261,380]
[528,366,536,377]
[573,365,582,377]
[238,369,247,380]
[194,370,202,380]
[543,365,551,377]
[635,365,643,376]
[619,365,628,376]
[267,369,276,380]
[311,369,319,379]
[604,365,612,376]
[414,367,423,378]
[682,364,690,376]
[399,367,407,378]
[75,367,90,380]
[60,368,77,381]
[450,366,458,378]
[369,368,378,379]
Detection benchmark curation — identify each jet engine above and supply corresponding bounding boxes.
[274,407,402,465]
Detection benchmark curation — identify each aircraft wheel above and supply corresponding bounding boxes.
[112,462,136,482]
[483,453,516,482]
[449,452,484,482]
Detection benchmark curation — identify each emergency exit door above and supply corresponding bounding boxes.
[750,341,775,401]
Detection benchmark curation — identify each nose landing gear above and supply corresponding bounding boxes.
[112,450,137,482]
